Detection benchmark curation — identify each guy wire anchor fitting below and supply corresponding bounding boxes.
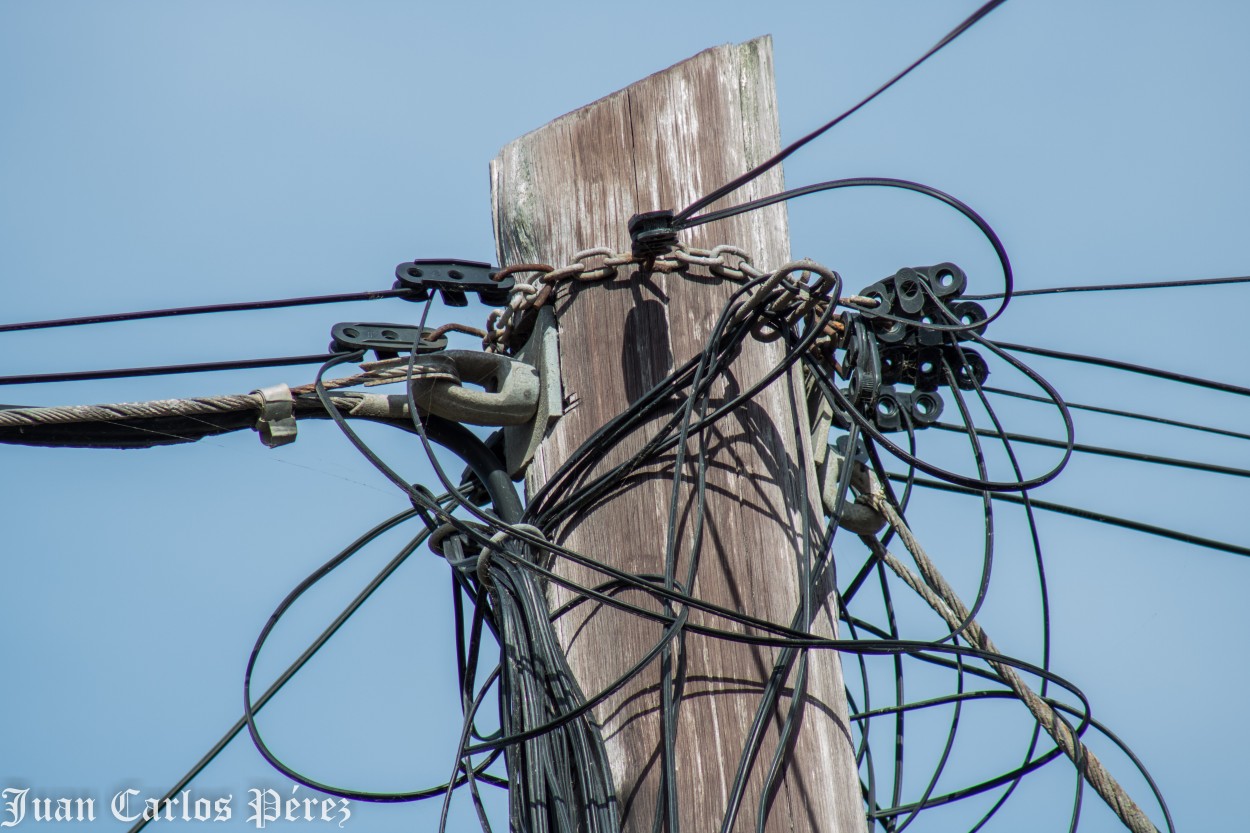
[406,308,563,479]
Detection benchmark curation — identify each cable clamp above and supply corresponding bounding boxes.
[252,384,298,448]
[628,210,679,257]
[393,259,513,307]
[329,323,448,359]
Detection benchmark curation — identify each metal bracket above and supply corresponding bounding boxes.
[504,307,562,478]
[393,259,513,307]
[252,384,298,448]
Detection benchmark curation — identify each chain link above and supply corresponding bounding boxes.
[482,242,846,354]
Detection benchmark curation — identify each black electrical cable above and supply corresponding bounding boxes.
[0,353,344,386]
[747,327,832,833]
[834,630,1083,824]
[654,274,836,833]
[963,273,1250,300]
[437,661,506,833]
[680,176,1016,327]
[651,285,734,833]
[309,349,469,523]
[849,689,1172,833]
[507,280,740,825]
[240,505,508,803]
[674,0,1009,222]
[889,473,1250,558]
[959,359,1057,833]
[731,328,874,833]
[452,300,1150,830]
[399,297,524,526]
[757,339,855,828]
[0,287,414,334]
[523,275,770,523]
[477,547,1093,709]
[442,542,622,832]
[525,278,782,530]
[923,356,997,643]
[893,640,968,833]
[982,385,1250,443]
[890,414,921,521]
[447,530,595,831]
[874,547,907,823]
[565,275,842,514]
[994,341,1250,397]
[840,549,883,609]
[129,504,445,833]
[1064,722,1087,833]
[457,340,1075,665]
[843,688,886,830]
[932,421,1250,480]
[450,569,496,748]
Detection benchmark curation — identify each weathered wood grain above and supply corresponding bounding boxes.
[491,37,865,833]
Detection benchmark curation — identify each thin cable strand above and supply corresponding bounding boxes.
[0,287,412,333]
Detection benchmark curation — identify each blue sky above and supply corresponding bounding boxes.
[2,2,1247,831]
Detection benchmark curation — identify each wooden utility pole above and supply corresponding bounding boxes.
[491,38,866,833]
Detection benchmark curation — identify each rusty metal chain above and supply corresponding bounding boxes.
[482,242,854,354]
